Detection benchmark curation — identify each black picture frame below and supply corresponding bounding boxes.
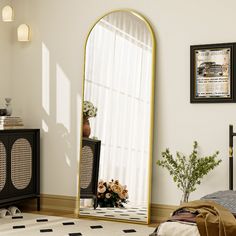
[190,43,236,103]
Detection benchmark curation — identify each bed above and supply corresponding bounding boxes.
[150,125,236,236]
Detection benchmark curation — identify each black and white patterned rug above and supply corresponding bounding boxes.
[80,205,148,222]
[0,213,154,236]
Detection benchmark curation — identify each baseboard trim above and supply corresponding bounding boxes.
[40,194,79,214]
[151,203,176,223]
[20,194,176,223]
[19,194,79,215]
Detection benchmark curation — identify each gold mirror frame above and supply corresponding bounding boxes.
[78,9,156,225]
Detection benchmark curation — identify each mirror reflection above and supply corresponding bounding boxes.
[80,10,155,223]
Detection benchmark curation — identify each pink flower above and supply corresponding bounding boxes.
[97,184,106,193]
[98,179,104,185]
[111,183,122,194]
[119,189,129,199]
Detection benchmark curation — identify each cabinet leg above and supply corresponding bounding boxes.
[36,197,40,211]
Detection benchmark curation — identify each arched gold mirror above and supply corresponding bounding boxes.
[79,9,155,224]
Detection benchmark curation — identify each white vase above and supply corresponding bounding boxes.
[5,98,12,116]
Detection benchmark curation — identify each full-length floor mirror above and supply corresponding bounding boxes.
[79,10,156,224]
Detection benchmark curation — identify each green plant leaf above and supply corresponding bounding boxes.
[156,141,221,196]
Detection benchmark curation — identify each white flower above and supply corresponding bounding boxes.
[83,101,89,106]
[83,105,89,113]
[105,193,111,199]
[88,110,95,117]
[93,107,97,117]
[87,102,93,110]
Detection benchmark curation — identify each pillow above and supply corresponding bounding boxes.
[201,190,236,215]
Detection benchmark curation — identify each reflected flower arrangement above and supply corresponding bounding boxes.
[97,179,129,208]
[83,101,97,118]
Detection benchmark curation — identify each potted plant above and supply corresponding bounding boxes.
[83,101,97,138]
[156,141,221,203]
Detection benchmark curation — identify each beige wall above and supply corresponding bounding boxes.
[0,1,12,104]
[9,0,236,205]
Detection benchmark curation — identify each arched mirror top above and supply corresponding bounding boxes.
[84,10,156,58]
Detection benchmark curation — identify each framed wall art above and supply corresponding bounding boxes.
[190,43,236,103]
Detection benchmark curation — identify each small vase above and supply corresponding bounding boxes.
[5,98,12,116]
[83,117,91,138]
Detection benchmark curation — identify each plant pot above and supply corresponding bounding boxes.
[99,202,115,208]
[83,117,91,138]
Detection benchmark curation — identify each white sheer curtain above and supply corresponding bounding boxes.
[84,12,152,205]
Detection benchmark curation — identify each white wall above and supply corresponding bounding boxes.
[10,0,236,205]
[0,1,12,105]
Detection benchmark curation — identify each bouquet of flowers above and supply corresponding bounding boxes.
[83,101,97,119]
[97,179,129,208]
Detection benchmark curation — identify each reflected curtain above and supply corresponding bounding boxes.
[84,12,152,205]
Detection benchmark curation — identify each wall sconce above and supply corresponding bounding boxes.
[17,24,30,42]
[2,5,14,22]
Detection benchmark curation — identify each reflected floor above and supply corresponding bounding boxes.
[80,204,148,222]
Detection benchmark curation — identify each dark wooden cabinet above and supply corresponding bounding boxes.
[0,129,40,210]
[80,138,101,208]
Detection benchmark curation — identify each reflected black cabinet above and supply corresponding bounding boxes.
[0,129,40,210]
[80,138,101,209]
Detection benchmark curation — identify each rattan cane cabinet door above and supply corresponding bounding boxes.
[80,145,94,190]
[11,138,32,190]
[0,140,7,193]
